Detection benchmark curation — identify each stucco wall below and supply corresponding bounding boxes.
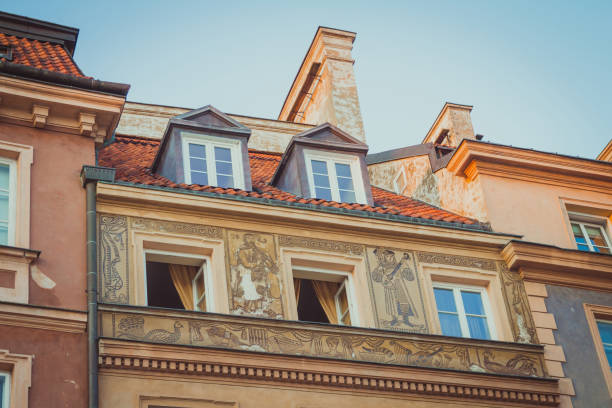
[544,285,612,407]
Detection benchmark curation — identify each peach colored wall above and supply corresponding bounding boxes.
[478,173,612,248]
[0,122,94,310]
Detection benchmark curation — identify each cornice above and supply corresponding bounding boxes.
[99,338,559,406]
[598,139,612,162]
[502,240,612,291]
[448,140,612,189]
[96,182,515,250]
[0,74,126,143]
[0,301,87,333]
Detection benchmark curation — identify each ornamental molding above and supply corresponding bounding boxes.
[99,338,560,407]
[278,234,364,255]
[0,302,86,333]
[129,216,223,240]
[416,251,497,271]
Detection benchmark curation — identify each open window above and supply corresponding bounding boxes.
[292,266,356,326]
[144,250,210,312]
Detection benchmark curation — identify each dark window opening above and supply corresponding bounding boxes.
[296,278,330,324]
[0,45,12,61]
[146,261,185,309]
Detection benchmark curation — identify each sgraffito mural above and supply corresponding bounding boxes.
[366,248,427,333]
[101,308,546,377]
[499,262,538,344]
[99,215,129,303]
[226,231,284,319]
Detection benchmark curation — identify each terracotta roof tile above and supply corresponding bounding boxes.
[0,32,85,77]
[98,135,483,228]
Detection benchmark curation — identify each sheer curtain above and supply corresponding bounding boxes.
[169,264,198,310]
[311,280,339,324]
[294,278,302,303]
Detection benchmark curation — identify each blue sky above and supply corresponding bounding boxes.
[5,1,611,157]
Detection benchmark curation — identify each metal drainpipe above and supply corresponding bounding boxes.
[81,165,115,408]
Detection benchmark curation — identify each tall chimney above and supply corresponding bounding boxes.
[422,102,475,147]
[279,27,366,143]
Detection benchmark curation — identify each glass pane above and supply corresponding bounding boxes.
[597,246,611,255]
[339,190,356,203]
[0,374,4,404]
[0,164,9,190]
[604,344,612,369]
[311,160,328,174]
[191,171,208,186]
[337,286,349,315]
[313,174,330,188]
[197,297,206,312]
[434,288,457,312]
[314,187,332,201]
[189,143,206,158]
[214,146,232,162]
[0,196,8,221]
[467,316,491,340]
[0,223,8,245]
[189,157,206,172]
[341,313,351,326]
[195,274,205,298]
[337,176,354,191]
[438,312,462,337]
[597,321,612,344]
[215,160,233,175]
[571,223,583,237]
[217,174,234,188]
[461,291,485,315]
[335,163,351,178]
[585,226,608,249]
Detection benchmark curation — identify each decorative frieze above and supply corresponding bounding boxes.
[100,305,547,379]
[499,262,538,344]
[99,214,129,303]
[278,234,364,255]
[129,216,222,239]
[416,252,497,271]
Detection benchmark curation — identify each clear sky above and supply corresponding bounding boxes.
[5,1,611,157]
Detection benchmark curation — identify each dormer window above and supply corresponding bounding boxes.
[182,133,242,188]
[305,151,364,203]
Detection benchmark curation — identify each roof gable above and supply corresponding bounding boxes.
[293,122,367,151]
[174,105,248,130]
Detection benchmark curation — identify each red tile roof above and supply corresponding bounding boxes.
[0,32,85,77]
[98,135,483,228]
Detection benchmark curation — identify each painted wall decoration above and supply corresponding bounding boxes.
[278,234,364,256]
[130,216,222,239]
[416,251,497,271]
[366,248,428,333]
[226,231,284,319]
[498,263,538,344]
[101,308,547,378]
[99,215,129,303]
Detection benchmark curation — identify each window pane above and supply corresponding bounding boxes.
[597,321,612,344]
[313,174,330,188]
[314,187,332,201]
[467,316,491,340]
[216,160,233,176]
[337,176,354,191]
[0,195,8,221]
[189,157,206,172]
[0,374,4,405]
[0,223,8,245]
[189,143,206,158]
[585,226,609,251]
[214,146,232,162]
[311,160,328,174]
[0,165,9,190]
[217,174,234,188]
[438,312,462,337]
[335,163,351,178]
[191,171,208,186]
[571,223,583,237]
[434,288,457,312]
[339,190,356,203]
[461,291,485,315]
[604,344,612,369]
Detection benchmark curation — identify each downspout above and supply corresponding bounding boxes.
[80,165,115,408]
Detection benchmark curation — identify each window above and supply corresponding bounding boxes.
[393,167,407,195]
[0,371,8,408]
[181,133,244,189]
[144,250,210,312]
[596,320,612,370]
[433,284,495,340]
[292,266,357,326]
[584,304,612,397]
[0,159,16,246]
[304,150,366,204]
[571,220,611,254]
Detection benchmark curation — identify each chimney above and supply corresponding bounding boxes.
[278,27,366,143]
[422,102,476,147]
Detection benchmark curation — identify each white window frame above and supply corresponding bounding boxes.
[432,282,497,340]
[0,158,17,247]
[568,212,612,253]
[143,249,214,312]
[0,370,9,408]
[393,167,407,195]
[192,265,207,311]
[292,265,360,326]
[181,132,245,190]
[303,149,367,204]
